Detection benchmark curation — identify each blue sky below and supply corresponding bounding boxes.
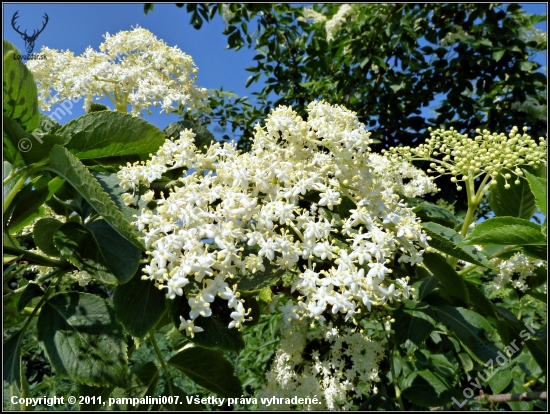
[3,3,547,133]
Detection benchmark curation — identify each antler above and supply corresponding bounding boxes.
[11,11,27,37]
[31,13,49,39]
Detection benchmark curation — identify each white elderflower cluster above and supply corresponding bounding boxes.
[258,319,384,410]
[117,128,198,205]
[368,153,437,198]
[489,252,546,292]
[300,7,327,24]
[26,26,209,115]
[128,101,430,331]
[325,5,353,41]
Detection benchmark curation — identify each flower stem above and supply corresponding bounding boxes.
[390,348,405,410]
[3,174,28,213]
[149,330,174,407]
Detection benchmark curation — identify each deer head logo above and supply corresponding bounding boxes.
[11,11,49,54]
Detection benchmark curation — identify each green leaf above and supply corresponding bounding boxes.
[37,292,128,387]
[430,306,501,363]
[154,381,200,411]
[422,252,469,306]
[93,172,152,225]
[168,347,243,398]
[8,176,64,233]
[143,3,154,14]
[401,195,459,228]
[190,314,245,352]
[3,115,67,167]
[235,257,286,291]
[522,245,547,261]
[167,327,189,351]
[402,370,460,407]
[168,295,245,353]
[488,369,512,395]
[163,120,215,154]
[113,273,166,338]
[393,303,435,347]
[48,145,144,250]
[519,60,534,72]
[488,167,539,219]
[16,283,44,313]
[464,281,497,320]
[61,112,165,163]
[458,352,473,372]
[3,40,40,131]
[3,329,24,390]
[87,220,141,283]
[38,113,62,135]
[461,217,546,246]
[88,103,109,113]
[33,218,63,256]
[506,380,534,410]
[53,221,140,284]
[78,383,115,410]
[109,362,159,411]
[523,169,546,216]
[422,222,494,268]
[338,195,356,220]
[417,275,439,301]
[492,49,505,62]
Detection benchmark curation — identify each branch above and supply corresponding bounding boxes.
[482,391,547,404]
[430,391,547,410]
[4,245,69,268]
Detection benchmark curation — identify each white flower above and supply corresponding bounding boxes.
[129,100,432,329]
[165,276,189,299]
[179,317,204,338]
[27,26,209,115]
[229,302,248,329]
[188,296,211,319]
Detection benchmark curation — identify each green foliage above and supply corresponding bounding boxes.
[422,222,493,268]
[60,111,165,163]
[16,283,44,313]
[3,41,40,132]
[169,295,245,352]
[401,370,461,407]
[168,347,243,398]
[53,220,140,284]
[37,292,128,387]
[422,252,469,306]
[393,301,435,347]
[488,166,544,219]
[33,218,63,256]
[429,306,501,363]
[462,216,546,245]
[3,6,547,411]
[523,169,547,216]
[163,119,216,154]
[113,273,167,338]
[109,362,159,410]
[177,4,546,152]
[3,115,67,168]
[47,145,145,250]
[3,330,24,392]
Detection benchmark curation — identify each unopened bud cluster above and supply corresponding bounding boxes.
[385,126,546,191]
